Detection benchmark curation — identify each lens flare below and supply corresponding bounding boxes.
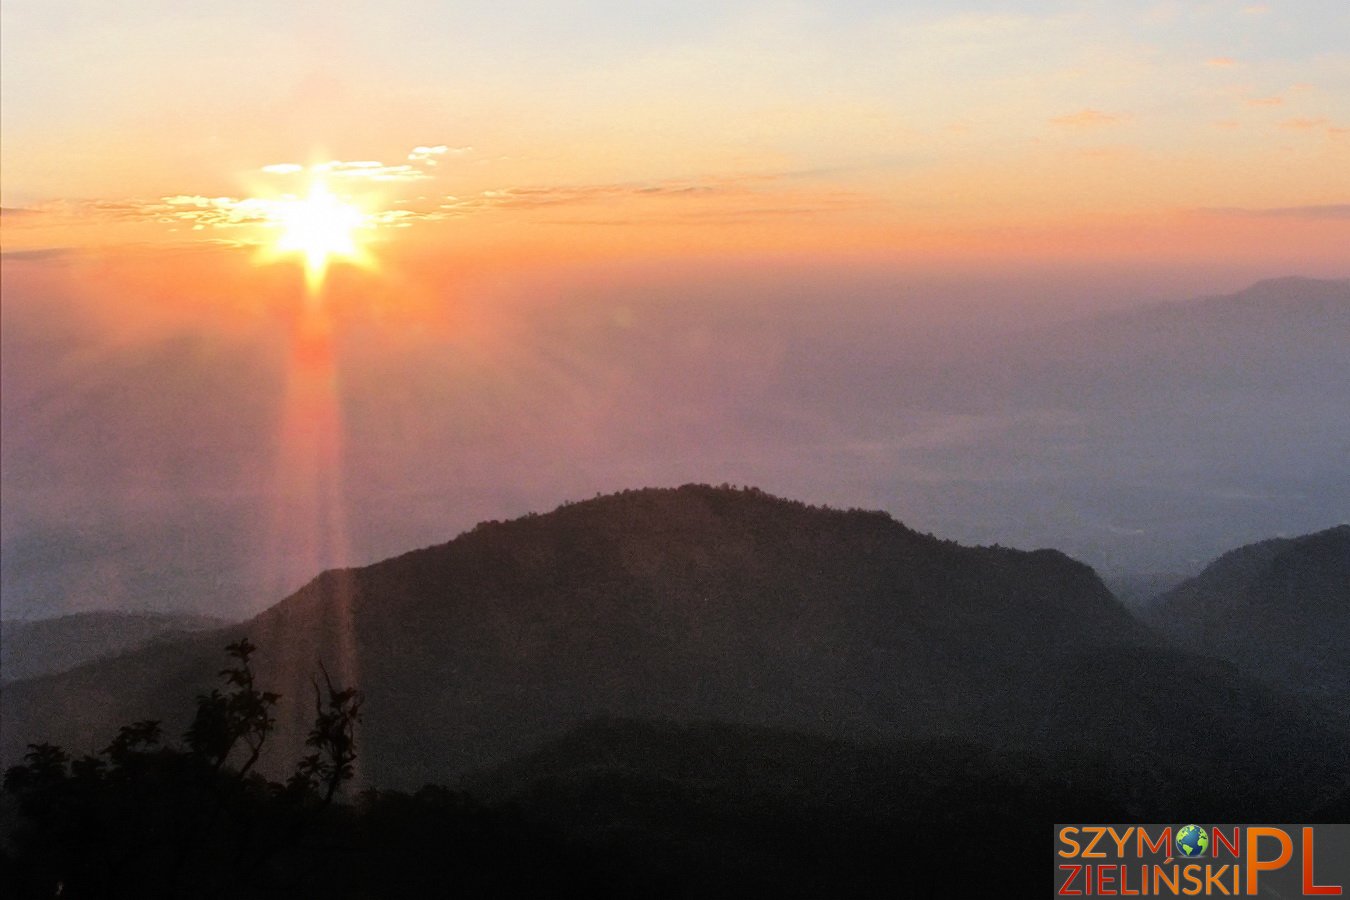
[268,179,370,292]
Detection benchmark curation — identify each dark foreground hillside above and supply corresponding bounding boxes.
[4,703,1342,899]
[0,664,1129,900]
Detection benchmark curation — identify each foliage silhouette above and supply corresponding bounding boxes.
[0,642,616,900]
[289,662,362,803]
[0,640,361,899]
[184,639,280,776]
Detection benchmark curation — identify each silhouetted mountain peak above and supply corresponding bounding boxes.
[266,484,1137,646]
[388,484,918,569]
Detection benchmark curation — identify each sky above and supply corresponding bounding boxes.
[3,0,1348,268]
[2,2,1348,618]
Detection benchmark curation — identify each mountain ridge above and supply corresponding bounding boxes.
[3,486,1345,818]
[0,610,228,683]
[2,484,1153,788]
[1144,523,1349,702]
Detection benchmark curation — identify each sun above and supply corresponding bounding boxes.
[269,179,370,292]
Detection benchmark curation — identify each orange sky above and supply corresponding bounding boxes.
[3,1,1347,276]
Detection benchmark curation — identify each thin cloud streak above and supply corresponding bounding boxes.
[1199,204,1350,220]
[315,160,431,182]
[0,172,862,241]
[1281,117,1331,130]
[1049,109,1124,127]
[440,179,756,212]
[256,146,466,182]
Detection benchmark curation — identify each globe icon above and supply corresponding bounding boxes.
[1176,825,1209,857]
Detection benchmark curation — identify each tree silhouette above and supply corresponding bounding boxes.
[0,642,616,899]
[0,640,362,899]
[288,662,363,803]
[184,639,279,776]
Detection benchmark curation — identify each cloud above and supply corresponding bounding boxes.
[534,206,847,227]
[1281,117,1329,130]
[154,195,278,228]
[438,177,765,214]
[1200,204,1350,220]
[1244,96,1282,106]
[1049,109,1123,127]
[1,169,863,243]
[0,247,78,260]
[315,160,432,182]
[259,148,465,180]
[369,208,428,227]
[1077,145,1135,159]
[408,145,471,166]
[432,175,864,227]
[1,196,284,232]
[1205,57,1238,68]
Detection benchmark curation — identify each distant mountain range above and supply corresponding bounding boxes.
[3,486,1345,820]
[875,275,1350,573]
[1,610,227,683]
[1144,524,1349,702]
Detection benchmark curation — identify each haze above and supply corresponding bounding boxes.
[2,1,1348,619]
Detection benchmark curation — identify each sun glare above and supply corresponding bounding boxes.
[269,179,369,292]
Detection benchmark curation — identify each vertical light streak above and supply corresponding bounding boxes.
[259,285,362,785]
